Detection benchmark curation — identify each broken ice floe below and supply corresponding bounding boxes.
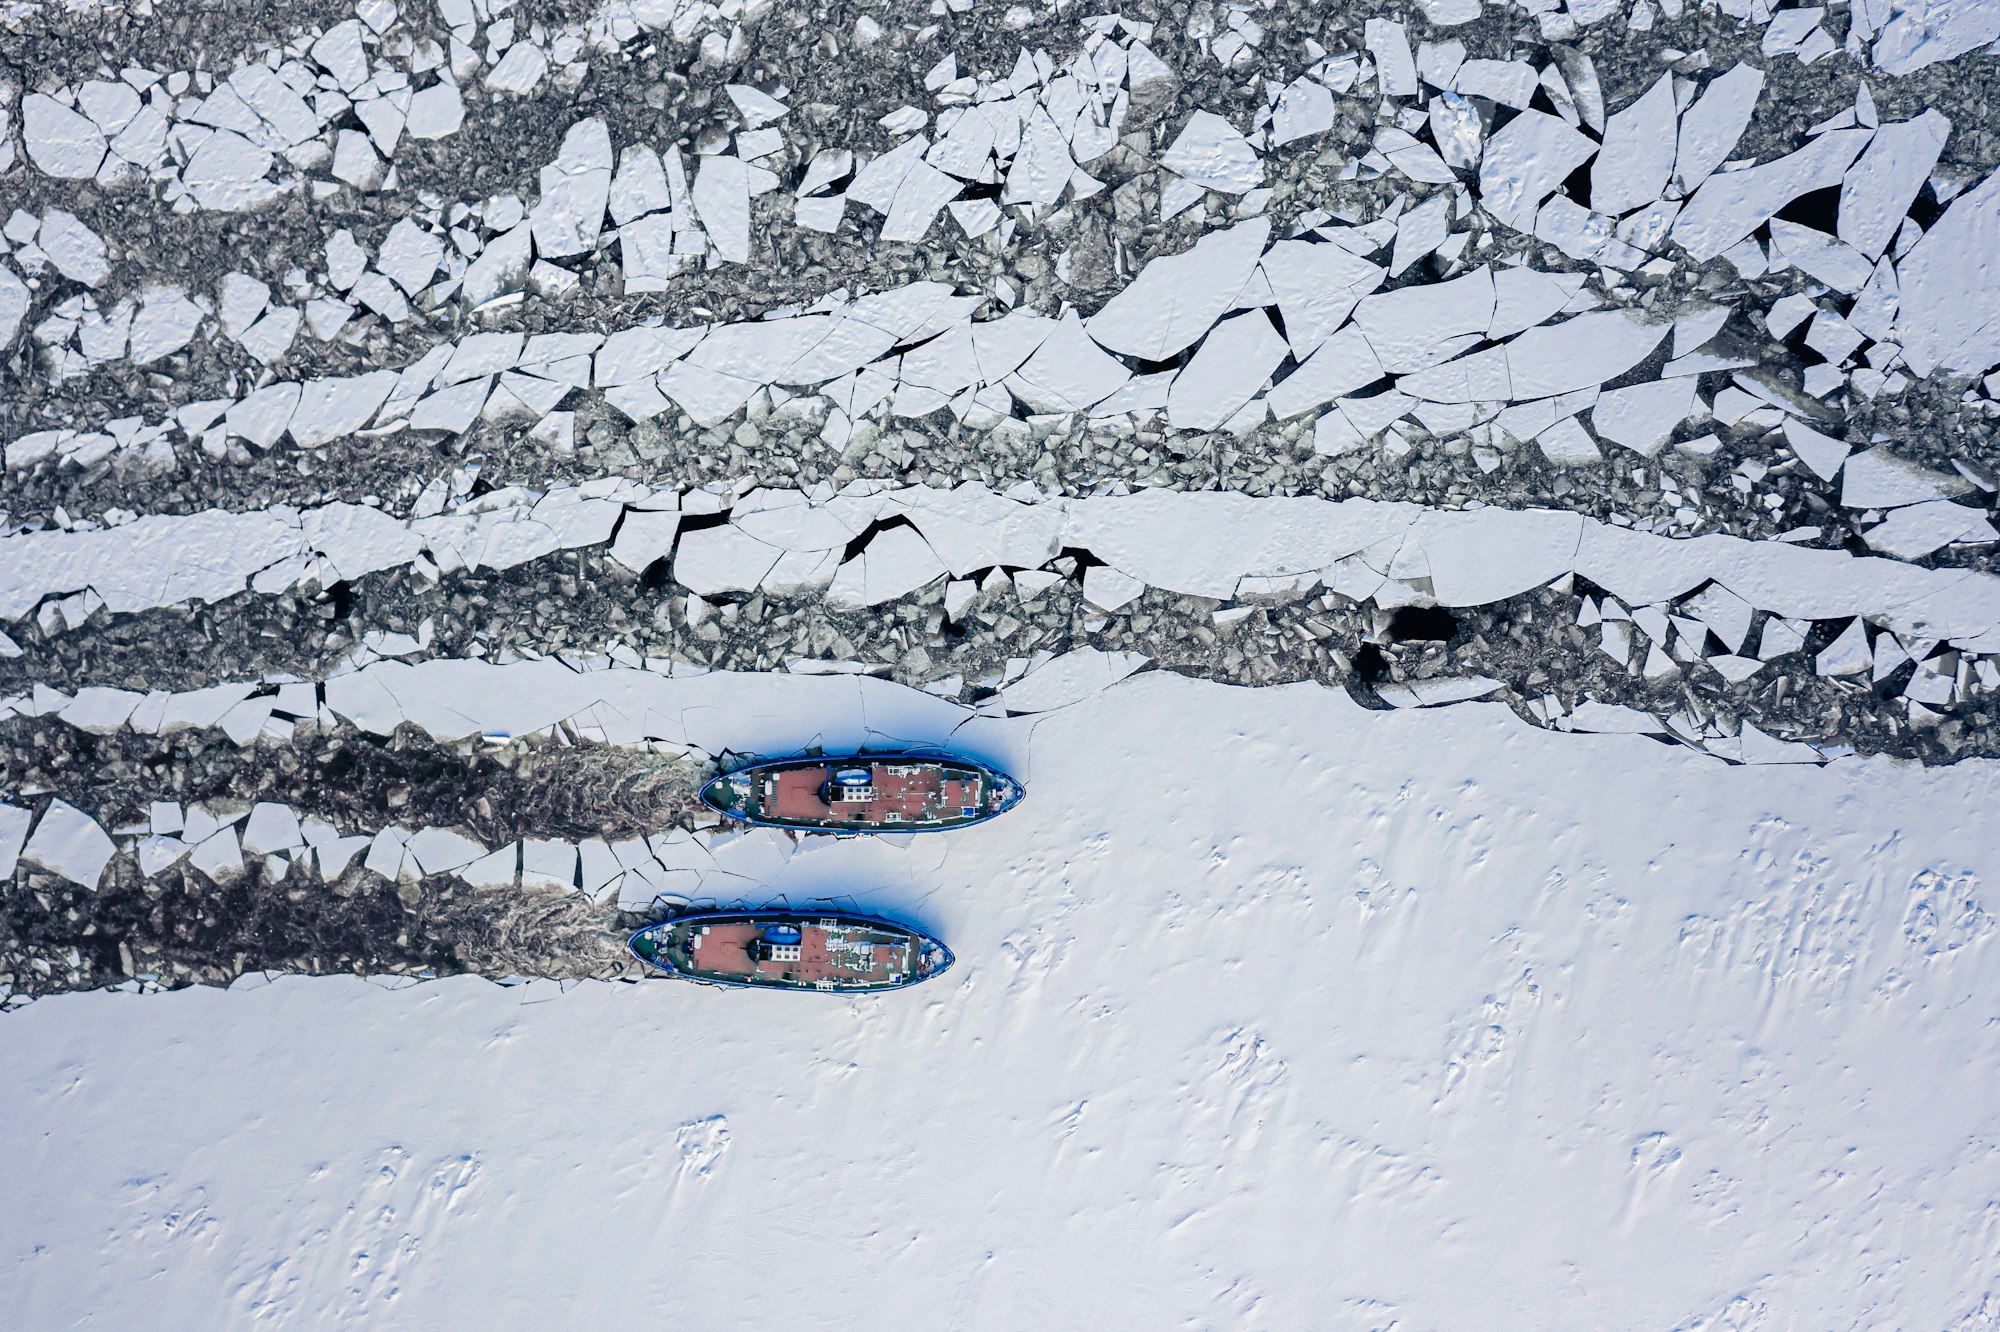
[22,86,2000,528]
[10,479,2000,705]
[9,0,2000,771]
[14,597,1951,917]
[15,2,2000,521]
[1,787,654,906]
[0,212,1926,496]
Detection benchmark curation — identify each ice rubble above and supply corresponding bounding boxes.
[15,0,2000,523]
[0,642,1117,904]
[19,40,1998,555]
[3,599,1965,909]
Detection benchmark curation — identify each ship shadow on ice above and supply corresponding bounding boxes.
[636,883,950,943]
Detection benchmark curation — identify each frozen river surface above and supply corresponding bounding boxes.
[5,677,1996,1329]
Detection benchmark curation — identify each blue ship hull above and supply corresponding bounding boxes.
[629,909,956,993]
[699,750,1024,833]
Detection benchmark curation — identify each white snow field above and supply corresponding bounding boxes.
[4,675,1997,1329]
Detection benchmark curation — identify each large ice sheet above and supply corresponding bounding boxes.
[323,660,975,755]
[1263,327,1385,420]
[1590,74,1677,218]
[825,526,947,607]
[1256,240,1383,358]
[1164,312,1289,430]
[1064,490,1417,599]
[0,509,305,621]
[1671,63,1763,195]
[19,799,115,889]
[1838,111,1949,259]
[1895,166,2000,377]
[1871,0,2000,75]
[1157,110,1263,194]
[1672,129,1873,262]
[5,677,1998,1329]
[1085,218,1270,361]
[1478,111,1596,229]
[1399,309,1669,404]
[998,647,1149,712]
[1351,266,1496,374]
[1005,312,1131,412]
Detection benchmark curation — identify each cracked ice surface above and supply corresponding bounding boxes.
[8,0,2000,1319]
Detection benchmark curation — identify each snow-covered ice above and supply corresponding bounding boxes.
[8,2,2000,1321]
[4,679,1999,1327]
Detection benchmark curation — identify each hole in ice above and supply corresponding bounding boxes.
[1560,158,1594,211]
[1906,181,1943,231]
[1058,546,1104,571]
[1775,185,1840,236]
[839,513,921,562]
[1873,659,1917,699]
[1388,605,1459,643]
[678,510,735,534]
[1266,304,1293,346]
[1130,349,1193,375]
[1352,641,1389,683]
[1800,616,1854,658]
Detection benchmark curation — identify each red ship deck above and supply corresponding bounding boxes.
[677,920,912,987]
[766,765,982,827]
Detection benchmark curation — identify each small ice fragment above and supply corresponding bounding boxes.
[23,94,108,178]
[691,154,752,263]
[1590,379,1696,456]
[1815,620,1871,675]
[406,81,466,140]
[39,210,110,287]
[528,119,614,260]
[1270,79,1334,147]
[1365,18,1418,97]
[1863,500,1996,560]
[485,42,549,95]
[1083,565,1146,612]
[726,84,789,129]
[1673,64,1763,195]
[1160,111,1263,194]
[1592,74,1677,218]
[1537,417,1602,466]
[241,802,305,856]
